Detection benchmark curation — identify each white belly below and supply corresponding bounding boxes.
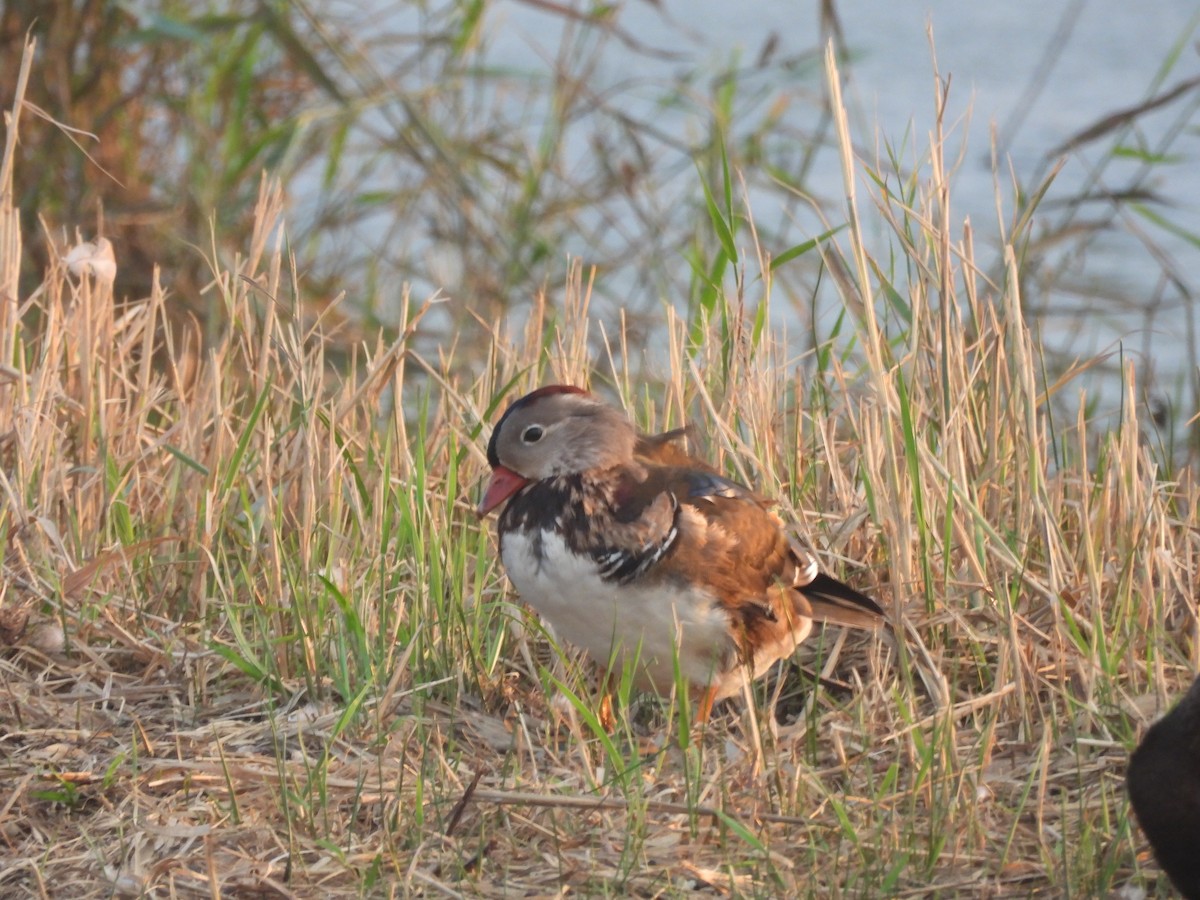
[501,529,734,694]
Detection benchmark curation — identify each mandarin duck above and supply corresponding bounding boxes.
[477,385,885,723]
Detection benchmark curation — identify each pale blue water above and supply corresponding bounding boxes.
[472,0,1200,426]
[309,1,1200,433]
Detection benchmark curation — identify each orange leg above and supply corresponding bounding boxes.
[599,691,616,732]
[695,685,719,727]
[596,670,622,732]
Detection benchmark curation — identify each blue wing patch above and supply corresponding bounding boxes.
[684,471,758,503]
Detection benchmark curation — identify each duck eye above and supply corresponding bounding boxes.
[521,425,544,444]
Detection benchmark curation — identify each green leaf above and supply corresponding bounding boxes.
[696,153,737,261]
[219,379,272,498]
[771,224,846,271]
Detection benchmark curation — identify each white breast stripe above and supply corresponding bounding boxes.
[502,528,733,693]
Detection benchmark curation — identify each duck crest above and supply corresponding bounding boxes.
[486,385,591,468]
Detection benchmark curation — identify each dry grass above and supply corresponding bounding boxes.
[0,38,1196,899]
